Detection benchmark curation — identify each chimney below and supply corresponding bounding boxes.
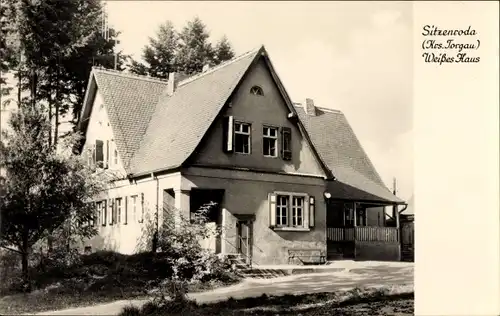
[202,64,210,72]
[167,72,189,96]
[305,98,316,116]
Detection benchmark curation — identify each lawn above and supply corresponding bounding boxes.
[119,287,414,316]
[0,250,241,315]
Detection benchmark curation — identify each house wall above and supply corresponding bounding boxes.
[81,172,182,254]
[366,206,386,226]
[182,167,327,265]
[82,89,125,174]
[191,58,325,177]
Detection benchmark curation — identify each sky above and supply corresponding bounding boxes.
[1,1,414,200]
[106,1,413,200]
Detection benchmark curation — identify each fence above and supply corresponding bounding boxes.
[327,226,399,243]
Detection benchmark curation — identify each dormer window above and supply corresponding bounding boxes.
[250,86,264,96]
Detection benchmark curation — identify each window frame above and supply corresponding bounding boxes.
[272,191,310,231]
[234,121,252,155]
[263,126,278,158]
[250,85,264,96]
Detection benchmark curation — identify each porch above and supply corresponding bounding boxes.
[326,201,401,261]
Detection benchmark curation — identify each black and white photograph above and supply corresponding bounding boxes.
[0,1,498,315]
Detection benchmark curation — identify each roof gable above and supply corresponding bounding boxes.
[129,48,261,175]
[77,69,168,172]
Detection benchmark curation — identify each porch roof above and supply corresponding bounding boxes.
[326,166,404,204]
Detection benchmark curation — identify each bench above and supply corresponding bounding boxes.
[288,248,326,265]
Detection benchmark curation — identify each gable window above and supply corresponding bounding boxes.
[269,192,314,231]
[250,85,264,96]
[113,149,118,166]
[234,122,251,154]
[95,140,104,168]
[263,126,278,157]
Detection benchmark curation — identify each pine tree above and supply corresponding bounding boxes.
[176,17,214,75]
[213,35,235,64]
[12,0,123,144]
[129,21,178,79]
[128,17,236,79]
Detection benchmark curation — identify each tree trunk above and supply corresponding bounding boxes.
[17,57,22,107]
[21,234,31,292]
[54,57,60,146]
[48,89,53,147]
[30,69,37,109]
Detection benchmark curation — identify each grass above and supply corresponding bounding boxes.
[0,250,241,315]
[118,286,414,316]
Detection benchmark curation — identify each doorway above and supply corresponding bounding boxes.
[235,216,254,264]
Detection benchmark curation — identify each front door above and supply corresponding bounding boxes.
[236,220,252,264]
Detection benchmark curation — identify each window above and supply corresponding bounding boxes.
[116,198,122,224]
[292,196,304,227]
[95,140,104,168]
[269,192,314,231]
[250,85,264,96]
[234,122,251,154]
[276,195,289,226]
[263,126,278,157]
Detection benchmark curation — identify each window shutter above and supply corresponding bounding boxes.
[103,200,107,226]
[309,196,315,228]
[269,193,277,227]
[140,193,145,223]
[109,199,114,225]
[124,196,128,225]
[117,199,121,224]
[91,144,97,170]
[105,140,110,168]
[280,127,292,160]
[222,116,234,153]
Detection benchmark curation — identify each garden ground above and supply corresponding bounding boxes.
[30,262,413,315]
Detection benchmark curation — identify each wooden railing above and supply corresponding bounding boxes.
[327,227,354,241]
[327,227,399,243]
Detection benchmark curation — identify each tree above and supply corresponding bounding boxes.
[129,17,236,79]
[0,104,104,290]
[176,17,214,75]
[11,0,124,144]
[213,35,235,65]
[129,21,178,79]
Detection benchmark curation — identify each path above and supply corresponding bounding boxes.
[37,262,414,315]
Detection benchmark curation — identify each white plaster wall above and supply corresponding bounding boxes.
[82,172,182,254]
[82,90,126,174]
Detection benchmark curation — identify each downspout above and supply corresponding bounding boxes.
[398,203,409,214]
[151,173,159,253]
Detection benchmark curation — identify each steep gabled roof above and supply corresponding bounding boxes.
[128,48,260,174]
[77,45,402,204]
[295,106,403,204]
[77,68,168,171]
